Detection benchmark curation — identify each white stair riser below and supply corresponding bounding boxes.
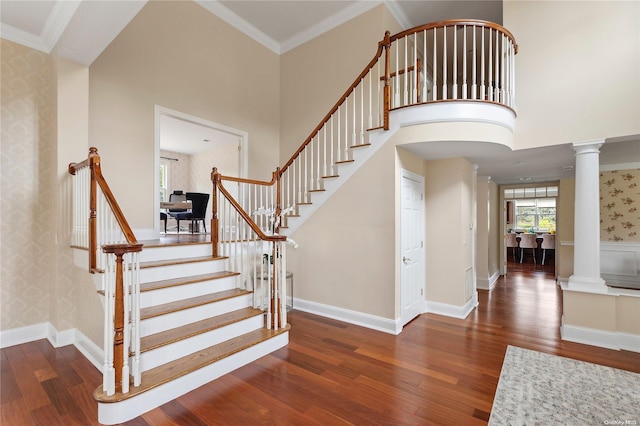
[140,244,213,263]
[140,260,225,283]
[140,294,252,337]
[140,276,238,308]
[99,332,289,425]
[136,315,264,373]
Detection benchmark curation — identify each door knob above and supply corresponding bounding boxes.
[402,256,411,264]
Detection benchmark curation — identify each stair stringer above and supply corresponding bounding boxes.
[281,125,398,237]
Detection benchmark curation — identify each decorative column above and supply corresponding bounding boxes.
[568,139,606,290]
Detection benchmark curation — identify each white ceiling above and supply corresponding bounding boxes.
[1,0,637,184]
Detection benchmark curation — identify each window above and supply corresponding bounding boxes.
[159,161,169,202]
[514,198,556,231]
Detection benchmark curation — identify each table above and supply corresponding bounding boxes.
[160,201,192,209]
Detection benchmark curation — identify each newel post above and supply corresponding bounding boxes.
[103,243,143,393]
[211,167,219,258]
[383,31,391,130]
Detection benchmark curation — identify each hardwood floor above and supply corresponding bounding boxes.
[2,264,639,425]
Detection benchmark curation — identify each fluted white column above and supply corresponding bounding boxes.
[568,140,606,290]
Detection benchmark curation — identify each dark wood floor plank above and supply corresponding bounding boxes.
[1,261,639,425]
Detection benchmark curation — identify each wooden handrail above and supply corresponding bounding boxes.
[390,19,518,54]
[214,171,286,243]
[278,38,388,176]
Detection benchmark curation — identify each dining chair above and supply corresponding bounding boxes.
[541,234,556,265]
[173,192,210,233]
[519,233,538,263]
[160,212,167,233]
[506,233,519,262]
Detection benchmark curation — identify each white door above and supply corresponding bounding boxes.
[401,170,425,326]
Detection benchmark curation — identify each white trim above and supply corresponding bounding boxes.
[600,162,640,172]
[394,102,516,133]
[154,105,248,238]
[196,0,383,55]
[0,1,80,53]
[383,0,411,29]
[561,321,640,353]
[477,270,500,290]
[0,322,105,369]
[280,1,382,54]
[194,0,280,54]
[426,292,478,319]
[97,332,288,424]
[294,298,402,335]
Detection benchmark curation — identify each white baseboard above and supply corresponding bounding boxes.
[561,321,640,353]
[294,298,402,335]
[477,271,500,290]
[1,322,104,370]
[426,292,478,319]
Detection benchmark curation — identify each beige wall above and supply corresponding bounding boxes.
[279,5,402,163]
[557,178,575,280]
[563,291,640,336]
[1,42,99,342]
[505,1,640,150]
[90,0,281,229]
[425,158,475,306]
[488,180,501,277]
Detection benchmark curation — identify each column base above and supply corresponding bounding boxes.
[566,275,608,293]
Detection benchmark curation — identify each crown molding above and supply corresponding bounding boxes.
[195,0,281,54]
[384,0,411,30]
[0,0,80,54]
[280,0,382,54]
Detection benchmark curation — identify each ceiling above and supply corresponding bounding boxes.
[2,0,637,184]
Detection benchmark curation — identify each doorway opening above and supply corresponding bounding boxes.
[154,106,248,236]
[504,185,558,276]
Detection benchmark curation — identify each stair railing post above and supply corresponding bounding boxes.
[275,168,282,233]
[383,31,391,130]
[88,147,99,272]
[211,167,219,257]
[103,243,143,394]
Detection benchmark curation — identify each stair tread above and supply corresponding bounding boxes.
[140,288,250,320]
[321,174,339,179]
[335,159,354,164]
[308,189,326,193]
[139,271,240,292]
[351,142,372,148]
[140,255,226,269]
[139,307,263,353]
[94,325,290,403]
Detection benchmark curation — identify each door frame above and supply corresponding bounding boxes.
[154,105,248,236]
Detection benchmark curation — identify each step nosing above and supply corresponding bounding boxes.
[140,271,240,292]
[140,289,251,320]
[95,325,290,403]
[139,308,264,353]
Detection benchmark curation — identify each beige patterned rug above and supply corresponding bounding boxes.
[489,345,640,425]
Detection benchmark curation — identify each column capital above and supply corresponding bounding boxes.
[572,139,605,154]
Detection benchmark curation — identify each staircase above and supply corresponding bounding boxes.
[93,239,288,424]
[68,19,518,425]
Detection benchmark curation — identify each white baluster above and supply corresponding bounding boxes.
[433,27,438,100]
[404,36,408,105]
[472,25,477,100]
[452,25,457,100]
[495,29,500,102]
[462,25,467,99]
[481,27,486,100]
[423,29,427,102]
[443,26,448,100]
[488,28,493,101]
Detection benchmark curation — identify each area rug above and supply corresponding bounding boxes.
[489,345,640,425]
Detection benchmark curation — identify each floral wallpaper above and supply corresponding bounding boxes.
[600,169,639,242]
